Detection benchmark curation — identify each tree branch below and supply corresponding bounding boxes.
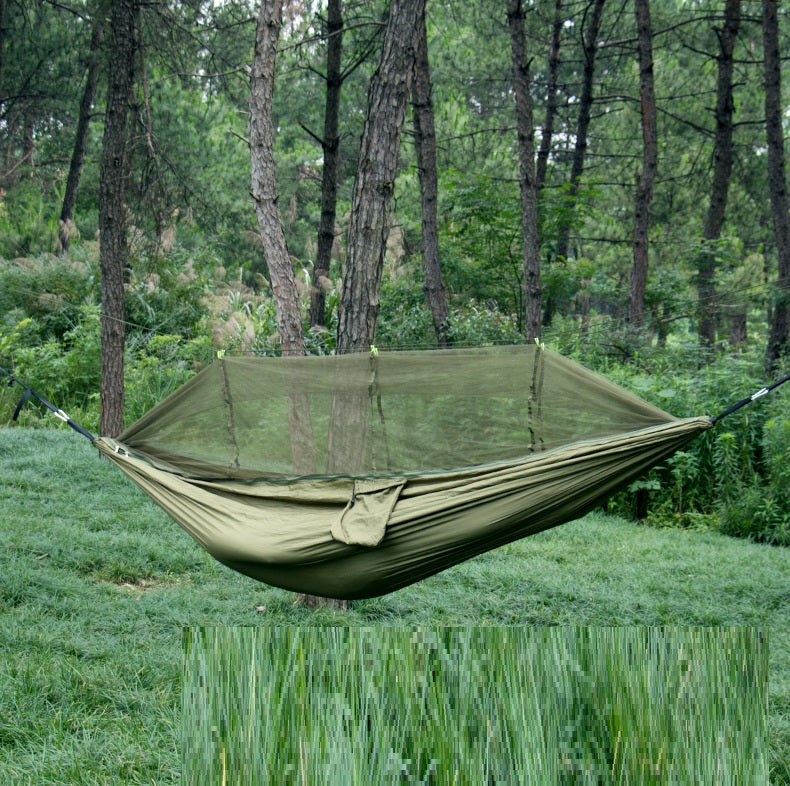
[298,120,325,147]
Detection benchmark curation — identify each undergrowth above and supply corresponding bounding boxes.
[1,247,788,544]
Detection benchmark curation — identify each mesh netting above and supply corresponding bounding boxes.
[118,345,678,480]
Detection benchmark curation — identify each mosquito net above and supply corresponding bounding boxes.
[117,345,681,481]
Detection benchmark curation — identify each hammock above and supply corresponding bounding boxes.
[94,343,718,600]
[4,346,785,599]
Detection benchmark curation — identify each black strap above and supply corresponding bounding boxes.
[1,365,96,442]
[12,387,34,421]
[711,372,790,424]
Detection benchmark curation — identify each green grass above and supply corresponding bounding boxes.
[184,626,768,784]
[1,427,789,784]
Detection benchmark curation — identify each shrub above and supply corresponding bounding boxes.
[718,418,790,545]
[0,254,98,340]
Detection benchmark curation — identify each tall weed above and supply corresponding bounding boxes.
[183,626,767,785]
[718,418,790,545]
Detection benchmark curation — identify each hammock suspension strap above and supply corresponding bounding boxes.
[710,372,790,424]
[1,366,96,442]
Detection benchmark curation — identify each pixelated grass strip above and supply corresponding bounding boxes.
[182,626,767,784]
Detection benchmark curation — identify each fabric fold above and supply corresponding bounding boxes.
[331,479,406,547]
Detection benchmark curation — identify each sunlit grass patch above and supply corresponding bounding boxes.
[183,626,767,784]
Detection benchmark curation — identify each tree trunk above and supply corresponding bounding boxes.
[698,0,740,350]
[0,0,6,98]
[555,0,606,266]
[59,10,105,255]
[250,0,315,462]
[412,3,450,347]
[627,0,657,333]
[309,0,343,330]
[251,0,336,608]
[98,0,136,438]
[22,110,34,171]
[250,0,304,356]
[763,0,790,371]
[335,0,423,353]
[507,0,541,342]
[536,0,563,191]
[326,0,421,610]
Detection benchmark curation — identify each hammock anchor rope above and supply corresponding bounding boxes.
[1,365,95,442]
[710,373,790,424]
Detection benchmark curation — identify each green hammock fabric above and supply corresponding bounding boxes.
[94,345,712,599]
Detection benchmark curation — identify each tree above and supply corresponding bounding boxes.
[250,0,326,606]
[335,0,424,353]
[98,0,137,438]
[59,6,105,255]
[412,2,450,347]
[763,0,790,370]
[250,0,305,357]
[507,0,541,341]
[698,0,740,349]
[0,0,6,104]
[536,0,563,191]
[309,0,344,330]
[0,3,84,189]
[627,0,657,333]
[554,0,606,267]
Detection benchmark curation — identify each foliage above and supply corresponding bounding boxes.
[717,418,790,546]
[581,347,789,544]
[0,269,213,431]
[0,183,61,258]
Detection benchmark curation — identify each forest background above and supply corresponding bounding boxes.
[0,0,788,543]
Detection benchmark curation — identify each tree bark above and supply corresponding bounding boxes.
[554,0,606,266]
[250,0,316,466]
[251,0,332,608]
[763,0,790,371]
[327,0,421,611]
[250,0,305,357]
[0,0,6,99]
[536,0,563,191]
[98,0,136,438]
[412,3,450,347]
[627,0,657,333]
[59,9,105,255]
[309,0,343,329]
[335,0,423,353]
[507,0,541,341]
[698,0,740,349]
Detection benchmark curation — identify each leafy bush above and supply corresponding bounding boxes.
[124,244,211,337]
[446,301,522,346]
[717,418,790,545]
[588,347,788,543]
[375,273,436,350]
[125,333,214,423]
[0,253,98,340]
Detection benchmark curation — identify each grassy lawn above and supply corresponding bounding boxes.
[0,428,788,784]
